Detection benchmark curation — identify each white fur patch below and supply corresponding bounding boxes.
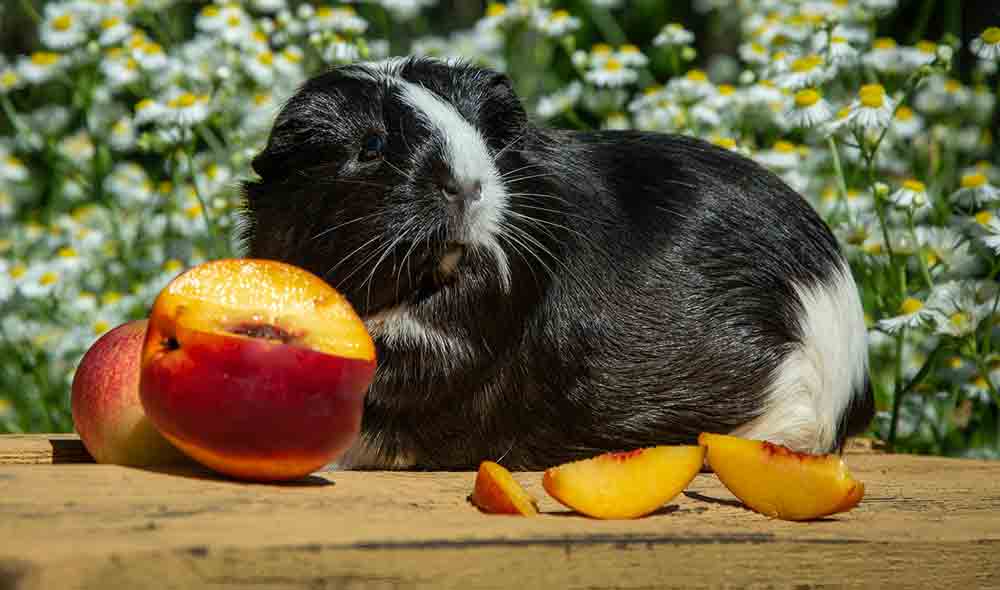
[731,261,869,453]
[398,81,511,290]
[364,303,474,361]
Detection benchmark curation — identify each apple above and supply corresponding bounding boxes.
[139,258,377,481]
[71,319,188,466]
[542,445,705,519]
[698,432,864,521]
[469,461,539,516]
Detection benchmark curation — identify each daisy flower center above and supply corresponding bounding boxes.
[790,54,823,73]
[31,52,60,66]
[873,38,897,50]
[57,247,78,258]
[961,172,987,189]
[101,16,122,29]
[903,179,926,192]
[93,320,111,335]
[9,263,26,279]
[899,297,923,315]
[685,69,707,82]
[859,84,886,108]
[794,88,820,107]
[39,271,59,286]
[982,27,1000,45]
[1,71,17,86]
[895,106,914,121]
[52,14,74,31]
[603,58,623,72]
[975,210,993,225]
[551,9,570,21]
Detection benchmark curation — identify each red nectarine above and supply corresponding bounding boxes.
[139,259,377,481]
[71,319,187,466]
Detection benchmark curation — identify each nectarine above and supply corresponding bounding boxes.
[542,446,705,519]
[139,259,377,481]
[71,319,187,466]
[698,432,864,521]
[469,461,539,516]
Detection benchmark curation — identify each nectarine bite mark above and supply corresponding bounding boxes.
[227,322,297,344]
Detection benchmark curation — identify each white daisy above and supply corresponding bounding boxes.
[951,172,1000,208]
[536,81,582,119]
[0,67,24,94]
[863,37,904,73]
[133,97,166,125]
[654,23,694,47]
[57,129,95,167]
[321,35,361,64]
[310,6,368,35]
[252,0,287,13]
[848,83,896,130]
[738,41,770,66]
[754,140,801,171]
[131,38,168,71]
[535,9,580,37]
[161,91,205,127]
[40,4,88,50]
[980,216,1000,255]
[0,152,29,183]
[970,27,1000,60]
[17,51,65,84]
[787,88,831,128]
[108,116,136,151]
[615,45,648,68]
[97,14,132,46]
[877,296,934,333]
[901,40,938,68]
[586,58,638,88]
[245,49,276,85]
[890,105,924,138]
[776,54,833,89]
[927,281,984,338]
[889,179,931,212]
[668,69,715,101]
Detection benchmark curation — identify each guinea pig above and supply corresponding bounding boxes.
[241,56,874,470]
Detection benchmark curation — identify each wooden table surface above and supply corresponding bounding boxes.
[1,435,998,589]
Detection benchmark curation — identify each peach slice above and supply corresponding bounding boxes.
[698,433,865,521]
[542,446,705,519]
[469,461,539,516]
[139,258,376,481]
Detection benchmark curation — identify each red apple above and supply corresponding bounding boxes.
[71,319,188,466]
[139,258,377,481]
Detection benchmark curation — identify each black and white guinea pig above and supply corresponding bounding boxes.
[241,56,874,470]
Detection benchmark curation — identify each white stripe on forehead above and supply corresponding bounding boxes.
[398,81,495,188]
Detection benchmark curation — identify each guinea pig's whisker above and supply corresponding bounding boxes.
[311,210,386,241]
[382,159,413,183]
[500,220,563,278]
[507,201,594,224]
[505,191,576,209]
[497,223,557,282]
[493,228,542,288]
[360,217,424,311]
[501,173,559,185]
[505,210,590,245]
[324,234,383,280]
[499,163,549,180]
[492,134,525,163]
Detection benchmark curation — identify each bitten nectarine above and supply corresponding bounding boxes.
[698,432,864,521]
[542,446,705,519]
[469,461,539,516]
[139,258,377,481]
[71,319,188,466]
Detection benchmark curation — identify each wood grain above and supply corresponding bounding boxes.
[0,435,997,589]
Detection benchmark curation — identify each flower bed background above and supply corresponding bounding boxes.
[1,0,998,458]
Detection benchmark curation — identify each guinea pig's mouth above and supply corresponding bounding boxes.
[360,242,466,318]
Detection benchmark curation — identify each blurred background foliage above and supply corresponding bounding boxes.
[1,0,999,459]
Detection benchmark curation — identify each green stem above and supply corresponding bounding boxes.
[183,146,222,258]
[887,327,907,448]
[908,211,934,289]
[827,135,849,221]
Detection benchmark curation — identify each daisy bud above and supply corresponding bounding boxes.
[873,182,890,199]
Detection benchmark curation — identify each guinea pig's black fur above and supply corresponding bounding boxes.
[241,57,874,470]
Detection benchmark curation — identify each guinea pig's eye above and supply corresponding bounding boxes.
[359,134,385,162]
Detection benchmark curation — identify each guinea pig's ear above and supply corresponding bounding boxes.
[483,72,527,128]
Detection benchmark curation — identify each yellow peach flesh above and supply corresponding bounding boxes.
[699,432,864,521]
[542,446,705,519]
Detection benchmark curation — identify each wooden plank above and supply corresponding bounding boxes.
[0,434,93,464]
[0,435,997,589]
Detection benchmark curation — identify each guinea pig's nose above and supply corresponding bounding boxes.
[441,178,482,203]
